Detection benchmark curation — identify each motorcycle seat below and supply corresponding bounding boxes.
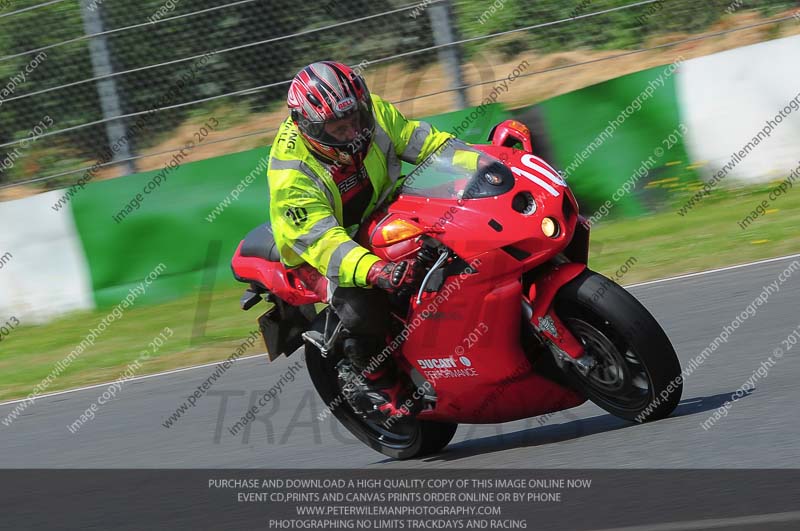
[240,223,282,262]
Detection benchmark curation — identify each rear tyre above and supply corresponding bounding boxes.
[553,270,682,422]
[305,312,457,460]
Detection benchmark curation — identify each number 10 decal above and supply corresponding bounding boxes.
[510,154,565,197]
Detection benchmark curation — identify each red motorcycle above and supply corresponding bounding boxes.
[231,120,683,459]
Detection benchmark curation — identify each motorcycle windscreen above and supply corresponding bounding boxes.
[399,139,514,200]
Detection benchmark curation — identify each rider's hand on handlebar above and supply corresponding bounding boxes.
[367,260,418,293]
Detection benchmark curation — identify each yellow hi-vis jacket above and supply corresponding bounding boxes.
[267,94,453,288]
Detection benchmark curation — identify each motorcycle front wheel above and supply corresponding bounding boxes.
[553,269,682,422]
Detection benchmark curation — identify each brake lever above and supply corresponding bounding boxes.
[416,250,449,305]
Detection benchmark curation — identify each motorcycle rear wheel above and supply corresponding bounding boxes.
[553,269,682,422]
[304,312,458,460]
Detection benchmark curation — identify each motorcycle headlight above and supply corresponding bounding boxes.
[542,217,560,238]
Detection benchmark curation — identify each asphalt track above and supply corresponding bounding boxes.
[2,254,800,471]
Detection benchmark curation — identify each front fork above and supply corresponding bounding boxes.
[524,262,597,376]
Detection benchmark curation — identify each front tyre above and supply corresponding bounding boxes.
[304,312,457,460]
[553,270,682,422]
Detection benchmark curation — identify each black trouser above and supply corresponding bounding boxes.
[330,286,391,371]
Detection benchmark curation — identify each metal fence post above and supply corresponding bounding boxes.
[428,0,468,110]
[79,0,136,175]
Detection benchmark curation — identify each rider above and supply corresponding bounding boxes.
[267,61,453,421]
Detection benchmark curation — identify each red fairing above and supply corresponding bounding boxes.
[403,264,584,424]
[384,145,580,264]
[360,141,589,423]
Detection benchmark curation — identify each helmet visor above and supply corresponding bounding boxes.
[300,100,375,152]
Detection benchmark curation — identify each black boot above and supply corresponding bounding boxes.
[340,338,422,423]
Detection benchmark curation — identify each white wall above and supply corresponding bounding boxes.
[678,35,800,183]
[0,192,94,325]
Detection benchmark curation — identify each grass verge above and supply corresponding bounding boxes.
[589,184,800,284]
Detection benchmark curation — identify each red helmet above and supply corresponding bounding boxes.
[287,61,375,165]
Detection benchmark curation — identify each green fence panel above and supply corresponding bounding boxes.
[71,147,270,307]
[535,66,697,217]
